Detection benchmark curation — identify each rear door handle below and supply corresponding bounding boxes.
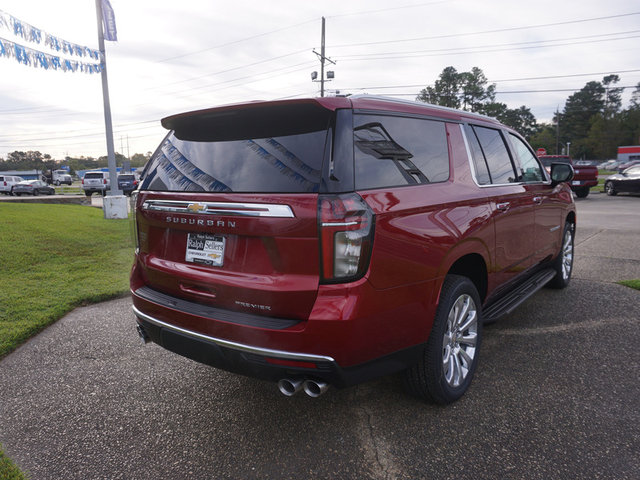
[533,196,543,204]
[496,202,510,212]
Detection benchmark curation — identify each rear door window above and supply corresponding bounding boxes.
[469,126,517,184]
[353,114,449,190]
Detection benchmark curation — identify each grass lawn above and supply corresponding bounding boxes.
[618,279,640,291]
[0,443,26,480]
[1,203,133,478]
[0,444,26,480]
[0,203,132,359]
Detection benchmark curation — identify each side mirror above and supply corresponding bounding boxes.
[550,163,574,186]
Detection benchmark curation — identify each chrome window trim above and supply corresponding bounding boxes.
[141,199,295,218]
[132,305,336,363]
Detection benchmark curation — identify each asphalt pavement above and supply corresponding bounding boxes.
[1,193,639,480]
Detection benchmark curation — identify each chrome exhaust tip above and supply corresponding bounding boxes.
[303,379,329,398]
[277,378,303,396]
[136,324,150,345]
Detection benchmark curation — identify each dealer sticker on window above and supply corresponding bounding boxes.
[186,233,225,267]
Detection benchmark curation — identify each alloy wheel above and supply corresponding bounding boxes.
[561,226,574,280]
[442,294,478,388]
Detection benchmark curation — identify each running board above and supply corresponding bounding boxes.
[483,268,556,324]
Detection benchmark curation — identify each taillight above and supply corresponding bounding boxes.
[103,178,107,184]
[81,178,85,184]
[129,191,140,252]
[319,193,374,283]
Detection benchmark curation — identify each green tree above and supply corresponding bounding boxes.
[460,67,496,111]
[416,66,461,108]
[560,81,606,158]
[417,67,536,137]
[529,124,558,154]
[417,66,497,112]
[603,74,623,118]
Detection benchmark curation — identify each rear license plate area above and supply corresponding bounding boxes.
[186,233,225,267]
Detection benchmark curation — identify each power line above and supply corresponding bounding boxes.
[327,0,451,19]
[328,12,640,49]
[155,19,318,64]
[339,33,640,62]
[341,69,640,91]
[337,30,640,60]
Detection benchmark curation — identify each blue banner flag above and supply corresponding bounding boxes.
[101,0,117,41]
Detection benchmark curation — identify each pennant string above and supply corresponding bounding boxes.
[0,9,100,60]
[0,36,102,74]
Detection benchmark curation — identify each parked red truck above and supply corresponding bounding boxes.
[538,155,598,198]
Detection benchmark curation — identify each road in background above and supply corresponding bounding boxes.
[0,194,638,480]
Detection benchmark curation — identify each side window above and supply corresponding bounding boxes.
[463,125,491,185]
[353,114,449,190]
[509,134,545,183]
[472,126,517,184]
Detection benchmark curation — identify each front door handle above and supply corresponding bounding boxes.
[533,196,543,204]
[496,202,510,212]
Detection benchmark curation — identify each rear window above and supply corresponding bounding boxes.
[118,175,135,181]
[84,172,105,179]
[141,106,331,194]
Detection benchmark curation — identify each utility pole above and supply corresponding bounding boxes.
[555,106,560,155]
[320,17,326,97]
[312,17,335,97]
[94,0,121,196]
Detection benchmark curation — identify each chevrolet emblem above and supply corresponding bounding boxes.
[186,203,207,213]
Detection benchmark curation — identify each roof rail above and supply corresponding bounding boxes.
[348,94,496,122]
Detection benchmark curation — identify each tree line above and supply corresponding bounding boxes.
[417,66,640,159]
[0,151,151,175]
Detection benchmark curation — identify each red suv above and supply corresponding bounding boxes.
[130,96,576,404]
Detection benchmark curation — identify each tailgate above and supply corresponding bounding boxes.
[135,192,320,319]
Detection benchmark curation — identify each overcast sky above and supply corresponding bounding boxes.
[0,0,638,160]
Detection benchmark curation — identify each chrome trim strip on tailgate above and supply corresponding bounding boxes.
[141,200,295,218]
[132,305,336,363]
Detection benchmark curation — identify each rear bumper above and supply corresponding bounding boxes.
[570,179,598,188]
[131,281,429,387]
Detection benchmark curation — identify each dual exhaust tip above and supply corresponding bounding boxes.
[138,324,328,398]
[278,378,329,398]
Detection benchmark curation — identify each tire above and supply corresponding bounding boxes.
[403,274,482,404]
[547,222,574,289]
[15,193,20,196]
[54,180,60,186]
[605,181,616,196]
[575,187,589,198]
[32,190,38,196]
[85,191,92,197]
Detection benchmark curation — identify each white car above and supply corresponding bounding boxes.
[82,171,110,196]
[0,175,24,195]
